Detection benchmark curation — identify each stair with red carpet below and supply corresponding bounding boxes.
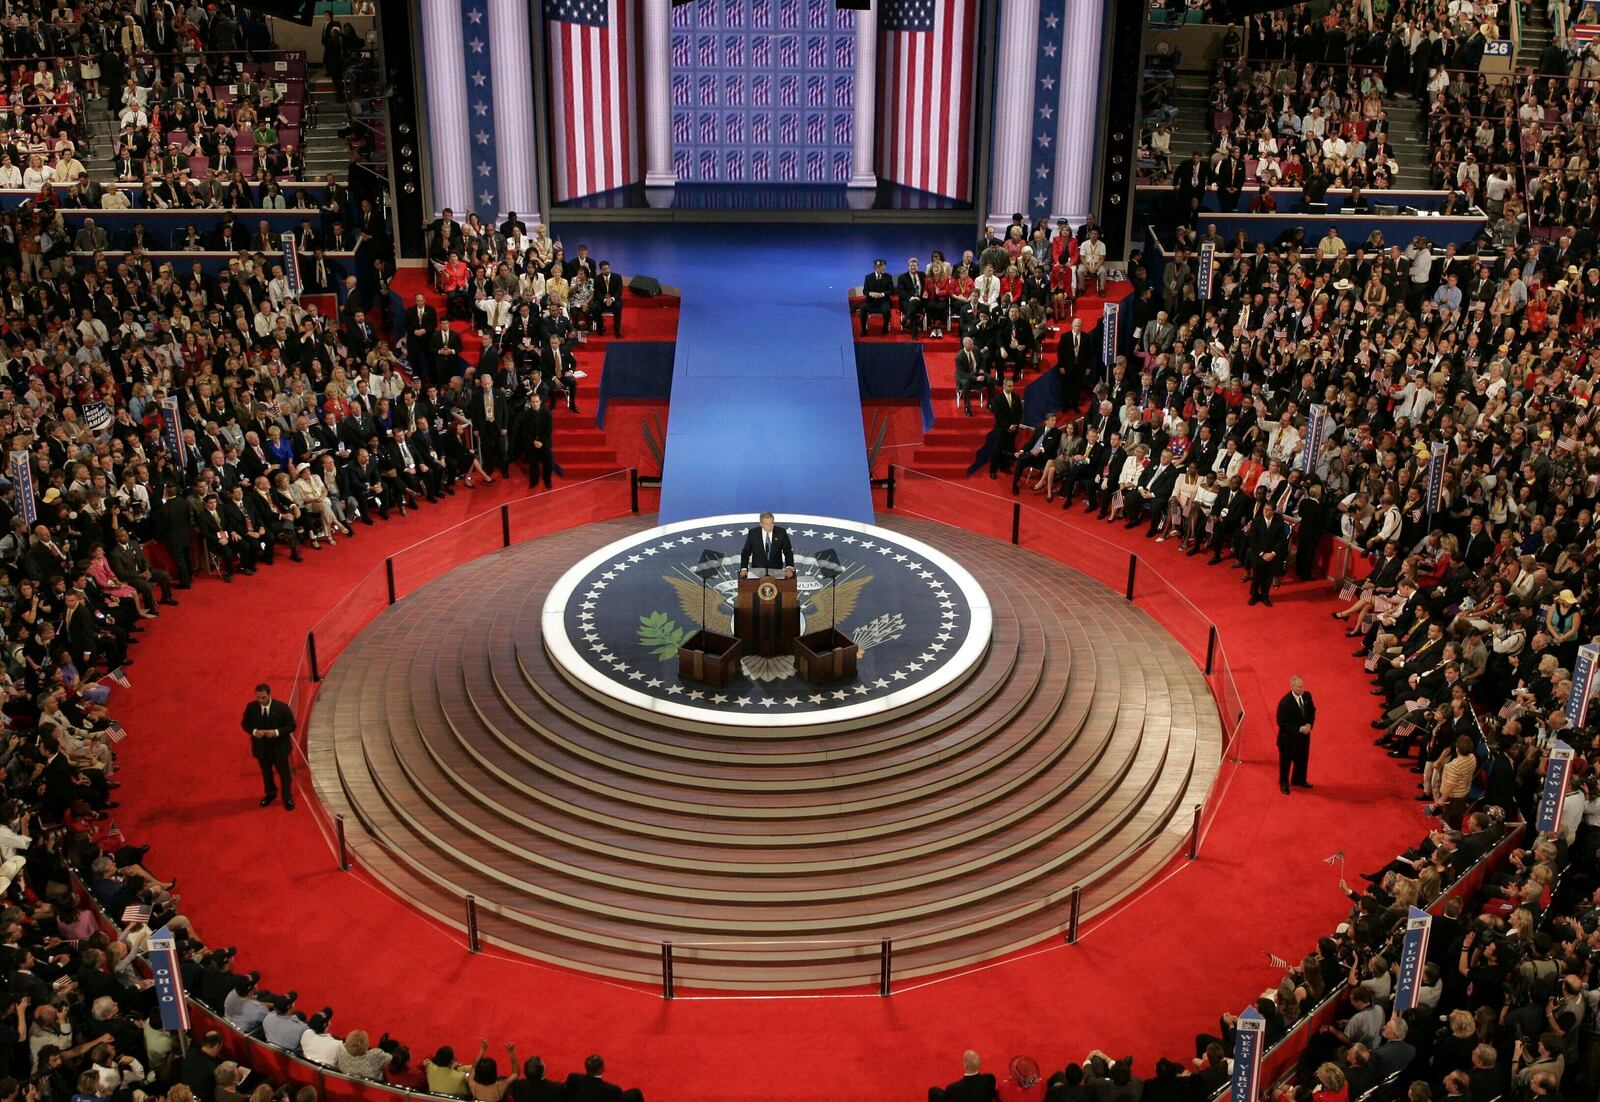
[556,424,622,477]
[866,284,1129,478]
[389,268,680,482]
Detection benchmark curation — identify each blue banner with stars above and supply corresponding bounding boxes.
[462,1,500,219]
[1026,1,1065,218]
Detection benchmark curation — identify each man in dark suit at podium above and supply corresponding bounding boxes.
[739,512,794,577]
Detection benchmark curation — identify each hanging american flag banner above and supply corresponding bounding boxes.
[461,0,500,218]
[877,0,977,201]
[546,0,640,202]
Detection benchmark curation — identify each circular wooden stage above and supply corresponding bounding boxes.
[308,515,1223,991]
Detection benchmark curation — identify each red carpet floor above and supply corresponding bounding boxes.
[110,472,1423,1102]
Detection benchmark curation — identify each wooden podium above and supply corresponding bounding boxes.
[792,627,859,684]
[734,575,801,656]
[677,630,745,687]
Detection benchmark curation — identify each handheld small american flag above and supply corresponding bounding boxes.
[877,0,977,201]
[106,821,124,841]
[106,722,128,744]
[1265,951,1291,968]
[103,667,131,688]
[546,0,640,202]
[1323,851,1345,865]
[121,903,151,925]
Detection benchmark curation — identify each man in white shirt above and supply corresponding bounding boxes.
[476,288,513,336]
[299,1013,343,1066]
[972,264,1001,310]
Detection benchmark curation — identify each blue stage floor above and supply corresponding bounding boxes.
[552,223,972,525]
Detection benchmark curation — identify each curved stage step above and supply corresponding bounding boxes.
[309,516,1223,990]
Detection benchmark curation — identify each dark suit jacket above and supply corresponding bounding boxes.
[740,526,794,572]
[862,271,895,303]
[561,1074,623,1102]
[1057,330,1095,380]
[468,390,508,437]
[1276,690,1315,740]
[509,1079,566,1102]
[991,392,1023,436]
[1138,462,1179,503]
[1249,516,1291,570]
[521,405,553,451]
[1017,425,1060,461]
[587,271,621,308]
[240,698,295,761]
[939,1073,1000,1102]
[61,606,97,665]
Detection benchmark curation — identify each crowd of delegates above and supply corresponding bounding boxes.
[933,800,1600,1102]
[0,9,653,1102]
[1141,0,1559,219]
[855,215,1109,409]
[0,663,647,1102]
[1157,56,1407,210]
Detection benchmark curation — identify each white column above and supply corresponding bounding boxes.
[421,0,473,214]
[643,0,676,188]
[987,0,1039,227]
[848,6,877,189]
[1053,0,1104,223]
[488,0,537,221]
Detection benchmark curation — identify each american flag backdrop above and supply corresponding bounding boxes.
[669,0,855,184]
[546,0,641,201]
[877,0,977,201]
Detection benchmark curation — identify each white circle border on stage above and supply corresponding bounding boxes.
[540,513,994,729]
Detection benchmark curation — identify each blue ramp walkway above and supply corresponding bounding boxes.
[549,223,962,524]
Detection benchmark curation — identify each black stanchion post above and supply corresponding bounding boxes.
[1066,885,1082,943]
[464,894,480,952]
[879,938,892,996]
[886,464,897,509]
[307,631,321,683]
[500,503,511,547]
[1204,625,1217,676]
[1011,501,1021,545]
[335,814,349,871]
[630,468,640,514]
[1188,805,1202,860]
[661,941,674,1000]
[1124,554,1137,600]
[385,558,396,605]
